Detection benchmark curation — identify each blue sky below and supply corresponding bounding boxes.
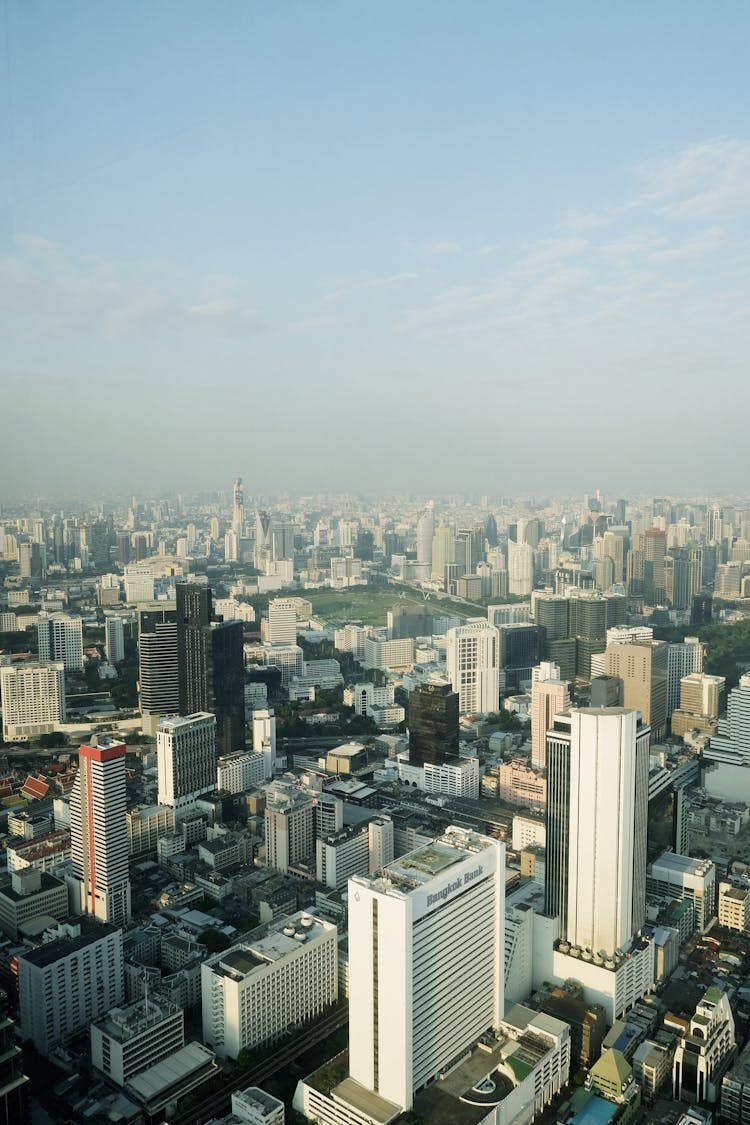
[2,1,749,499]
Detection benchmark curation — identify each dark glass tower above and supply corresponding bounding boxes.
[176,583,245,755]
[408,682,459,765]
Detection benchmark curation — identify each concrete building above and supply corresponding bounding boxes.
[363,636,414,672]
[157,712,217,818]
[267,599,297,645]
[718,881,750,932]
[422,755,480,798]
[647,852,716,932]
[71,736,131,926]
[202,911,337,1059]
[264,780,315,874]
[667,637,704,714]
[530,662,570,769]
[0,659,65,742]
[0,868,68,939]
[316,817,394,892]
[126,804,175,857]
[508,539,534,596]
[217,751,267,794]
[347,827,505,1113]
[37,613,84,672]
[91,994,184,1086]
[445,620,500,714]
[137,603,179,736]
[604,639,668,740]
[673,987,736,1104]
[252,708,276,778]
[721,1037,750,1123]
[18,920,124,1055]
[105,616,125,664]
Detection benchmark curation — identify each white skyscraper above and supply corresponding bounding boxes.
[445,620,500,714]
[71,736,131,927]
[415,506,434,578]
[252,708,276,778]
[347,827,505,1113]
[508,539,534,597]
[546,708,650,957]
[232,477,245,534]
[157,712,217,817]
[37,613,84,672]
[267,599,297,645]
[530,662,570,769]
[0,659,65,741]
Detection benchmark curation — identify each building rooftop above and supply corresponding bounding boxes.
[94,996,181,1044]
[650,852,714,876]
[207,912,335,980]
[18,920,120,968]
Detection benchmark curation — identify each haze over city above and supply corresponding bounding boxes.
[3,1,750,498]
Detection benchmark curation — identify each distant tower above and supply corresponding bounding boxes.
[530,663,570,769]
[232,478,244,534]
[416,508,434,575]
[71,736,131,927]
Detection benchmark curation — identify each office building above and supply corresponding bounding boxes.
[105,616,125,664]
[704,673,750,783]
[546,709,650,956]
[37,613,83,672]
[673,988,735,1104]
[667,637,704,714]
[407,681,459,765]
[605,639,668,740]
[18,920,124,1055]
[176,583,245,755]
[718,882,750,933]
[264,780,315,874]
[530,662,570,769]
[363,636,414,671]
[70,736,131,926]
[647,852,716,932]
[138,603,179,735]
[217,751,267,794]
[508,539,534,596]
[251,708,276,778]
[157,712,217,818]
[267,598,297,645]
[202,911,337,1059]
[446,620,500,714]
[345,827,504,1113]
[499,622,541,692]
[0,659,65,742]
[671,672,725,738]
[0,868,68,939]
[316,816,394,892]
[91,994,184,1086]
[124,564,155,604]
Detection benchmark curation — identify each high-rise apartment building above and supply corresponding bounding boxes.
[105,617,125,664]
[0,659,65,741]
[604,640,668,740]
[347,827,505,1112]
[138,603,178,736]
[70,736,131,926]
[407,681,459,765]
[37,613,84,672]
[264,780,315,874]
[546,708,651,957]
[157,713,217,817]
[508,539,534,596]
[530,662,570,769]
[446,621,500,714]
[176,583,245,755]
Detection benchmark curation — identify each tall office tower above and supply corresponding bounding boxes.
[530,663,570,769]
[408,681,459,765]
[264,780,315,874]
[546,708,650,956]
[666,637,704,714]
[254,510,273,569]
[430,525,455,584]
[271,520,296,561]
[37,613,84,672]
[0,659,65,742]
[601,530,627,583]
[176,583,245,755]
[138,603,178,735]
[484,512,498,548]
[604,639,668,740]
[643,528,667,605]
[348,827,505,1113]
[251,708,276,778]
[446,621,500,714]
[70,736,131,927]
[232,477,244,533]
[498,622,541,692]
[569,593,607,681]
[224,527,239,562]
[267,598,297,645]
[415,508,434,574]
[105,617,125,664]
[704,674,750,768]
[157,712,217,818]
[508,539,534,596]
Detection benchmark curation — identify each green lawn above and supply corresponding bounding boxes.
[307,586,485,628]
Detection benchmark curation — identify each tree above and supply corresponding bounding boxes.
[199,928,232,954]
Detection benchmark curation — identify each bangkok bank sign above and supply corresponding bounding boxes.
[426,864,484,907]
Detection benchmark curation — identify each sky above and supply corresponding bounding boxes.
[2,1,750,501]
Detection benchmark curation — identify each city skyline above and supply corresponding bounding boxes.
[3,3,750,496]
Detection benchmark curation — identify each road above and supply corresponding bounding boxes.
[171,1006,349,1124]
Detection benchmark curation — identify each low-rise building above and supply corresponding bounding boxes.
[91,995,184,1086]
[718,880,750,932]
[0,868,68,939]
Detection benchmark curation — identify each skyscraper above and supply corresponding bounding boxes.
[348,827,505,1112]
[604,640,668,740]
[37,613,84,672]
[232,477,244,534]
[138,603,179,735]
[176,583,245,755]
[408,681,459,765]
[157,712,217,818]
[70,736,131,927]
[445,621,500,714]
[545,708,650,957]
